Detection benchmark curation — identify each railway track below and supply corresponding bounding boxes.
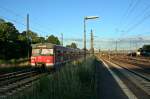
[113,55,150,65]
[108,59,150,81]
[111,58,150,74]
[0,68,47,98]
[128,56,150,63]
[100,57,150,96]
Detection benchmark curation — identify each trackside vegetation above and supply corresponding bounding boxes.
[8,57,98,99]
[0,18,60,60]
[0,66,35,74]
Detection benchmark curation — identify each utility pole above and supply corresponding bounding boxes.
[130,40,132,57]
[90,29,94,55]
[84,18,86,59]
[115,40,117,56]
[26,14,30,60]
[61,33,63,46]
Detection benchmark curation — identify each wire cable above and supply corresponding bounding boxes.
[0,6,53,36]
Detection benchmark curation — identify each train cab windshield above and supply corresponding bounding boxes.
[41,49,53,55]
[32,48,53,56]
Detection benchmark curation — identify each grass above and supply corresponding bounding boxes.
[0,58,29,73]
[0,58,28,65]
[0,58,26,63]
[7,57,97,99]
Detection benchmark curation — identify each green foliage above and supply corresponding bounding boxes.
[142,45,150,52]
[0,19,29,59]
[18,31,46,44]
[18,31,37,43]
[0,40,30,59]
[47,35,60,45]
[66,44,70,48]
[66,42,77,48]
[0,18,60,60]
[0,18,5,23]
[37,37,45,43]
[137,48,143,52]
[0,22,19,42]
[0,20,22,59]
[70,42,77,48]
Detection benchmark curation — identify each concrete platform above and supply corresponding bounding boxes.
[96,58,149,99]
[95,59,130,99]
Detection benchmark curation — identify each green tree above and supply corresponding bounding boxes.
[66,45,71,48]
[137,48,143,52]
[0,18,5,23]
[36,37,45,43]
[142,45,150,52]
[66,42,77,48]
[18,31,43,44]
[18,31,27,42]
[0,20,21,59]
[46,35,60,45]
[0,22,19,42]
[70,42,77,48]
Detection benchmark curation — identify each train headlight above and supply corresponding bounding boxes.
[31,56,35,59]
[46,59,51,62]
[31,57,35,62]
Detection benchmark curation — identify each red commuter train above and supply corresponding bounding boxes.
[30,43,84,68]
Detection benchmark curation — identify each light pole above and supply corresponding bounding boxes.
[83,16,99,59]
[26,14,30,61]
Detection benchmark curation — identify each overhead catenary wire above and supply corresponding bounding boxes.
[0,6,25,19]
[121,3,150,34]
[118,0,150,37]
[0,15,26,27]
[0,6,53,37]
[0,15,50,37]
[126,13,150,33]
[119,0,140,31]
[124,2,150,33]
[122,0,140,28]
[118,0,134,30]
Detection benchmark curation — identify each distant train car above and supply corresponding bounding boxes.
[30,43,84,68]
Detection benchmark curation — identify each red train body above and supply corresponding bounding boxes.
[30,43,84,68]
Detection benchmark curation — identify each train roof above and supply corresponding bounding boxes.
[31,43,83,52]
[31,43,56,48]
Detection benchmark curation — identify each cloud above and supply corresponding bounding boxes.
[63,35,150,50]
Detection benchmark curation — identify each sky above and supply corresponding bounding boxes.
[0,0,150,50]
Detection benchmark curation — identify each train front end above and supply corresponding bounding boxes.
[31,43,55,68]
